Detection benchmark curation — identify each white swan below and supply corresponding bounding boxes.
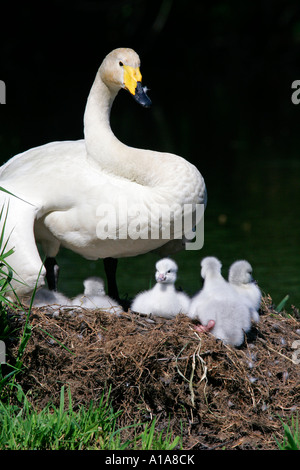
[189,257,253,346]
[72,276,122,314]
[228,260,261,323]
[0,48,206,300]
[131,258,190,318]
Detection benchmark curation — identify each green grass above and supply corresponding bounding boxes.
[0,385,181,450]
[1,386,120,450]
[133,419,181,450]
[276,414,300,450]
[276,295,290,313]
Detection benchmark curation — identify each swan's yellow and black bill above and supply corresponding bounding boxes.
[123,65,152,108]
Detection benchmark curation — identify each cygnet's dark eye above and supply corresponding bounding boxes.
[119,61,124,66]
[167,270,171,273]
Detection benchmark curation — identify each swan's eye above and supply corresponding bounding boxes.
[119,61,124,67]
[167,270,171,273]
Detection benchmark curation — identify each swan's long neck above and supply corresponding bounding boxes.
[83,72,204,207]
[84,74,118,156]
[84,75,156,185]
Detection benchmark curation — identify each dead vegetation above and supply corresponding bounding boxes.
[4,295,300,450]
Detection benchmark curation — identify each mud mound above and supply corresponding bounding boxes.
[5,295,300,450]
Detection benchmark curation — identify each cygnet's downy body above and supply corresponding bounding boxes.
[196,299,251,347]
[32,288,71,308]
[72,276,122,314]
[189,257,253,347]
[228,260,261,323]
[131,258,190,318]
[189,257,239,318]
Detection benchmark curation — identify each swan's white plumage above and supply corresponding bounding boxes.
[72,276,122,314]
[0,48,206,297]
[228,260,261,323]
[131,258,190,318]
[188,257,253,347]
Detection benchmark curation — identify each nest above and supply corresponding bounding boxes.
[5,295,300,450]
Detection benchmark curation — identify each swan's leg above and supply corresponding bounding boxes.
[44,257,59,291]
[103,257,119,301]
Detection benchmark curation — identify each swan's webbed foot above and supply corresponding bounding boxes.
[194,319,215,333]
[44,257,60,291]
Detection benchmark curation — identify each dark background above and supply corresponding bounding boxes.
[0,0,300,306]
[1,0,300,158]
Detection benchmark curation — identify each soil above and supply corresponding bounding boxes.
[4,295,300,450]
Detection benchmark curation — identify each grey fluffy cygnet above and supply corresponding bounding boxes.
[72,276,122,314]
[131,258,190,319]
[228,260,261,323]
[189,257,254,347]
[32,288,71,308]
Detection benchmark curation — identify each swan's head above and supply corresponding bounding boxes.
[99,48,152,107]
[155,258,178,284]
[228,260,254,286]
[83,276,105,296]
[200,256,222,279]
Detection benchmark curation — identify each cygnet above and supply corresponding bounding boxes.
[131,258,190,318]
[195,299,253,346]
[189,257,253,346]
[72,276,122,314]
[189,257,239,318]
[228,260,261,323]
[32,288,71,308]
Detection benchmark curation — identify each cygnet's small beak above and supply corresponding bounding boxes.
[157,273,166,282]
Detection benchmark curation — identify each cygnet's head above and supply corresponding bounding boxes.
[83,277,105,296]
[200,257,222,279]
[99,48,151,107]
[228,260,254,286]
[155,258,178,284]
